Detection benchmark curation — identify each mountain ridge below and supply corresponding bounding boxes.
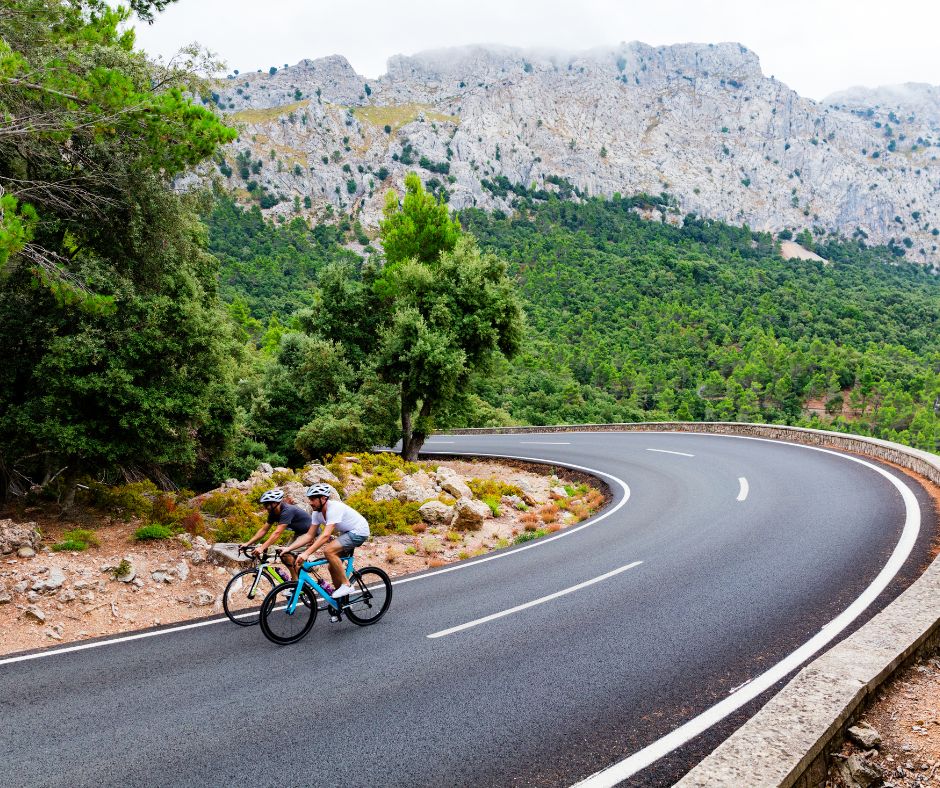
[201,42,940,265]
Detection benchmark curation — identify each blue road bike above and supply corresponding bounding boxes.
[258,548,392,645]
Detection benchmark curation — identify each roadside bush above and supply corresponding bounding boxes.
[346,492,420,536]
[85,480,160,520]
[468,478,523,498]
[52,528,100,551]
[514,528,548,544]
[134,524,173,541]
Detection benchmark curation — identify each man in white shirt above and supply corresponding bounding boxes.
[292,482,370,598]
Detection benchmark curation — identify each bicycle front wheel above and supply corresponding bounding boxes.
[344,567,392,626]
[223,568,277,626]
[259,581,317,644]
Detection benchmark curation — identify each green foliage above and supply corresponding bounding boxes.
[52,528,99,551]
[467,478,524,498]
[379,172,461,269]
[110,559,132,579]
[458,199,940,452]
[134,523,173,540]
[205,195,358,320]
[514,528,548,544]
[345,492,420,536]
[0,0,240,499]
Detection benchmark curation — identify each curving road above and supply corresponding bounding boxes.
[0,431,930,787]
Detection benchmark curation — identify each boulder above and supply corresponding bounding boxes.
[32,567,66,593]
[847,723,882,750]
[17,547,36,559]
[439,476,473,500]
[371,484,398,502]
[194,590,215,607]
[0,519,41,556]
[451,498,491,531]
[0,582,10,605]
[257,462,274,475]
[208,543,250,569]
[22,605,45,623]
[502,494,526,510]
[394,472,439,502]
[175,561,190,582]
[419,501,453,525]
[302,464,341,486]
[837,754,882,788]
[549,485,569,499]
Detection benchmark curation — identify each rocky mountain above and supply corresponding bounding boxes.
[200,43,940,265]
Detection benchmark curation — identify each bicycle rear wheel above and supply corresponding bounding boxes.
[223,568,276,626]
[344,567,392,626]
[259,581,317,644]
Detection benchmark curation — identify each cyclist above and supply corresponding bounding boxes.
[240,489,316,580]
[292,482,370,598]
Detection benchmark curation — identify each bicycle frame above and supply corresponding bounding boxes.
[245,560,285,598]
[287,555,355,614]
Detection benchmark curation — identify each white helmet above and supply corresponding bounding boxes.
[305,483,332,499]
[259,489,284,504]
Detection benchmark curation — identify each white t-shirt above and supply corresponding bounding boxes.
[312,500,370,537]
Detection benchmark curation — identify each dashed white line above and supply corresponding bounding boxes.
[737,477,749,502]
[571,447,921,788]
[427,561,643,638]
[646,448,695,457]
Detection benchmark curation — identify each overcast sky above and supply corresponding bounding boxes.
[132,0,940,101]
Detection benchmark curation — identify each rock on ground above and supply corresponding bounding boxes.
[451,498,491,531]
[0,519,41,555]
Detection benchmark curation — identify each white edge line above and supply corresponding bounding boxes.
[0,454,631,667]
[428,561,643,638]
[571,443,921,787]
[646,448,696,457]
[737,476,749,502]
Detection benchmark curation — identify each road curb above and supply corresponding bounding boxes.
[439,422,940,787]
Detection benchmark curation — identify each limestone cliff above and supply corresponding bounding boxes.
[203,43,940,264]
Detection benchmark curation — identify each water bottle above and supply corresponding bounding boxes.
[276,566,290,582]
[322,580,334,595]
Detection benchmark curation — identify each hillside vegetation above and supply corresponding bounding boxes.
[207,195,940,454]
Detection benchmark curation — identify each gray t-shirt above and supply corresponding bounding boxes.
[267,502,313,534]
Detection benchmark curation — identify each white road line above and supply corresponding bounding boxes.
[427,561,643,638]
[646,448,695,457]
[737,477,749,502]
[571,446,921,787]
[0,454,631,666]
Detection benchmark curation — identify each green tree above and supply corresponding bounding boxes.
[0,0,239,501]
[377,234,524,459]
[379,172,461,269]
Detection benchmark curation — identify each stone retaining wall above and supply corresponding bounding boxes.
[439,422,940,787]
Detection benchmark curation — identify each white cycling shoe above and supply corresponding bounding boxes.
[332,583,354,598]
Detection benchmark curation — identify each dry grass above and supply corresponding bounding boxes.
[231,100,309,125]
[538,503,561,524]
[353,102,459,133]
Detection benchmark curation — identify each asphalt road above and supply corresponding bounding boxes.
[0,431,930,787]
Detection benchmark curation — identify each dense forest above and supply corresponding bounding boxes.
[2,1,937,504]
[206,194,940,457]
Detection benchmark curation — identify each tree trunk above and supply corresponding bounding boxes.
[400,391,415,460]
[403,400,433,461]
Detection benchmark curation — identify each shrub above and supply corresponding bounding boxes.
[85,480,160,520]
[52,528,99,551]
[468,479,522,498]
[404,546,417,555]
[480,494,501,516]
[514,529,548,544]
[445,531,462,542]
[538,503,560,523]
[134,524,173,541]
[110,559,132,579]
[345,492,420,536]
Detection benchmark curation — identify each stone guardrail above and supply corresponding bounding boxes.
[437,422,940,787]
